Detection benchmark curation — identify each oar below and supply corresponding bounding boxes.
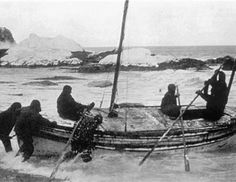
[48,112,86,182]
[226,58,236,100]
[139,64,223,166]
[176,85,190,172]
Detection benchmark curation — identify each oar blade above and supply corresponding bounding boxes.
[184,155,190,172]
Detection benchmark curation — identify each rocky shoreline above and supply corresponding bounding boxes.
[0,48,234,73]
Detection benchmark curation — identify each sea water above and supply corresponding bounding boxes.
[88,45,236,61]
[0,46,236,182]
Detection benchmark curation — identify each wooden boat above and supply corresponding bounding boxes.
[31,105,236,156]
[28,0,236,157]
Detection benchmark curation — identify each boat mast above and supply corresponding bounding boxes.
[109,0,129,114]
[226,59,236,98]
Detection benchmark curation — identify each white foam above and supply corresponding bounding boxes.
[99,48,175,67]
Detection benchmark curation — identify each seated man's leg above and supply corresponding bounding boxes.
[163,105,180,118]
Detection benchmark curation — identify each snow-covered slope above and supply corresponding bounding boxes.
[0,34,83,66]
[99,48,175,67]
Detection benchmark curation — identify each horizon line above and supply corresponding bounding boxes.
[85,45,236,48]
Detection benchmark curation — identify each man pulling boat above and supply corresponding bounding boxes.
[15,100,57,161]
[0,102,21,152]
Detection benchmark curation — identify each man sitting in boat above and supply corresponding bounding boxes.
[15,100,57,162]
[196,71,228,121]
[161,84,180,118]
[0,102,21,152]
[57,85,95,121]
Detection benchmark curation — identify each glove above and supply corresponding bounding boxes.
[204,80,210,85]
[175,93,180,97]
[87,102,95,111]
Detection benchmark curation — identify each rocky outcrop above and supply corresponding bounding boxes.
[87,49,117,62]
[72,58,209,73]
[206,55,235,70]
[0,27,15,43]
[0,48,8,58]
[72,63,114,73]
[206,55,233,65]
[70,49,117,64]
[158,58,209,70]
[70,50,93,63]
[0,27,15,59]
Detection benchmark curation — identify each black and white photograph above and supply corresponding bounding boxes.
[0,0,236,181]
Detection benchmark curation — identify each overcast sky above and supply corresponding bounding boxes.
[1,0,236,47]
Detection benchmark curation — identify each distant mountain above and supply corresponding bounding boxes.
[20,33,83,51]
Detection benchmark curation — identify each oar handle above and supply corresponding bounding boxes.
[176,85,181,106]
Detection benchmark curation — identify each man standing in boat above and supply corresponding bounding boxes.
[0,102,21,152]
[196,71,228,121]
[15,100,57,161]
[57,85,95,121]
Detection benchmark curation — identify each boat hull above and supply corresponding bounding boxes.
[24,106,236,156]
[31,117,236,156]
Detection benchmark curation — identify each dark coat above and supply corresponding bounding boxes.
[161,92,180,117]
[57,92,87,121]
[0,102,21,152]
[14,106,56,160]
[204,81,228,120]
[15,107,56,139]
[0,104,21,136]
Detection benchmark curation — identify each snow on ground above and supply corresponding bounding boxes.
[99,48,175,67]
[0,34,83,66]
